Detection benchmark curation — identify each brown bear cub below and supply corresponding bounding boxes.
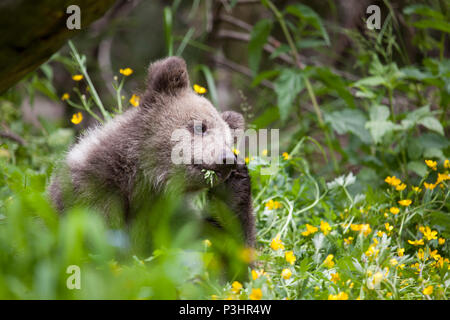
[48,57,255,246]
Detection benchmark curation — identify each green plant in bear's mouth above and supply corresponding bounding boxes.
[202,169,218,187]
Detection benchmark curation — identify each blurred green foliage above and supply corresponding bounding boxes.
[0,0,449,299]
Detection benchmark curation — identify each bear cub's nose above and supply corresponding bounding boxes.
[222,149,237,165]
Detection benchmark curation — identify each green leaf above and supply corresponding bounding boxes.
[413,20,450,33]
[324,109,371,143]
[251,69,280,87]
[313,67,355,109]
[274,69,304,122]
[403,5,445,20]
[285,4,330,45]
[407,161,427,177]
[248,19,273,76]
[197,65,219,108]
[353,76,386,87]
[418,116,444,135]
[365,105,396,144]
[163,7,173,56]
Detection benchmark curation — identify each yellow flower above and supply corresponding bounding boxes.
[386,292,393,298]
[129,94,140,107]
[72,74,84,81]
[444,159,450,169]
[320,220,332,236]
[245,157,249,164]
[119,68,133,76]
[231,281,242,294]
[422,226,437,241]
[412,186,422,192]
[328,292,348,300]
[281,268,292,280]
[344,237,354,245]
[417,248,425,261]
[423,286,433,295]
[438,238,445,245]
[398,199,412,207]
[436,173,450,184]
[302,224,318,236]
[323,254,335,268]
[71,112,83,125]
[425,159,437,170]
[424,182,436,190]
[265,199,282,210]
[385,223,393,233]
[249,288,262,300]
[408,239,424,246]
[251,269,266,280]
[282,152,290,160]
[390,258,398,266]
[396,183,406,191]
[350,223,372,236]
[285,251,296,265]
[398,248,405,257]
[330,272,340,284]
[61,93,70,101]
[385,176,401,186]
[390,207,399,215]
[377,231,385,237]
[193,84,207,94]
[270,233,285,251]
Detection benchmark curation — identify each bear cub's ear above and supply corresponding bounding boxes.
[146,56,190,97]
[222,111,245,131]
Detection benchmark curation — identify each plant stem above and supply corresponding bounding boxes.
[68,40,111,122]
[265,0,340,173]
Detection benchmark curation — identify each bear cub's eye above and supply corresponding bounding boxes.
[193,123,207,135]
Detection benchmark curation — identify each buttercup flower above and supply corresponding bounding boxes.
[119,68,133,76]
[398,199,412,207]
[281,268,292,280]
[438,238,445,245]
[330,272,340,284]
[265,199,282,210]
[61,93,70,101]
[390,207,399,215]
[72,74,84,81]
[302,224,318,236]
[328,292,348,300]
[412,186,422,192]
[398,248,405,257]
[129,94,140,107]
[285,251,296,265]
[423,286,433,295]
[193,84,207,94]
[323,254,335,268]
[251,269,267,280]
[385,176,401,186]
[320,220,332,235]
[270,233,285,251]
[422,226,437,241]
[408,239,424,246]
[424,182,436,190]
[231,281,242,294]
[444,159,450,169]
[385,223,393,233]
[71,112,83,124]
[425,160,437,170]
[344,237,354,245]
[249,288,262,300]
[396,183,406,191]
[282,152,290,160]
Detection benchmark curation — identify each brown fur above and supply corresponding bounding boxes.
[48,56,255,245]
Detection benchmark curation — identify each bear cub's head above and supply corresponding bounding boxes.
[138,57,245,190]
